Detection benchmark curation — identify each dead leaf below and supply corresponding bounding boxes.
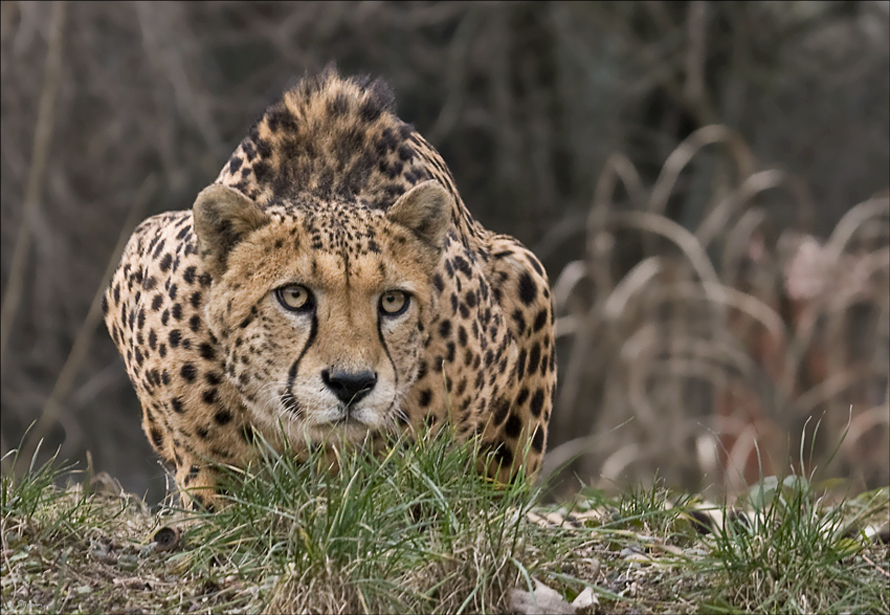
[509,579,576,615]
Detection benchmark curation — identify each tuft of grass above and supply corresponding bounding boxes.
[173,426,540,614]
[1,429,887,614]
[1,444,156,614]
[699,475,889,614]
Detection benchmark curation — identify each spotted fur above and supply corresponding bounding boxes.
[104,69,556,510]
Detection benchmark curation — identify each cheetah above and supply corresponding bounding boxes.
[104,69,556,510]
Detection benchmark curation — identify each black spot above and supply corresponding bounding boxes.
[214,409,233,425]
[458,325,468,347]
[518,272,537,305]
[529,389,545,418]
[183,266,196,284]
[101,295,109,315]
[504,413,523,439]
[168,283,178,301]
[254,136,272,158]
[170,397,185,413]
[150,427,164,448]
[463,349,474,367]
[150,294,163,311]
[190,496,214,513]
[152,238,166,259]
[514,348,527,380]
[533,308,548,333]
[432,274,445,293]
[418,389,432,407]
[527,342,541,376]
[456,378,467,396]
[180,363,197,382]
[512,309,526,335]
[465,290,477,308]
[189,315,201,332]
[199,343,216,361]
[159,253,173,272]
[438,319,452,338]
[185,465,200,484]
[359,99,382,122]
[516,387,529,406]
[196,426,209,439]
[493,398,510,425]
[202,389,218,405]
[142,276,157,291]
[148,330,157,350]
[531,428,545,453]
[239,311,255,329]
[327,93,349,116]
[242,425,257,444]
[493,445,514,467]
[171,304,183,320]
[453,256,472,277]
[169,330,181,348]
[190,291,202,309]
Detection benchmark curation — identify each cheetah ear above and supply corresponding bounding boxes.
[193,184,270,277]
[386,180,452,251]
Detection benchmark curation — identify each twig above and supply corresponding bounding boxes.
[862,553,890,579]
[684,1,707,108]
[15,175,157,476]
[0,0,66,373]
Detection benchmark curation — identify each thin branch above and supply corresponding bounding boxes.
[15,175,157,476]
[0,0,66,372]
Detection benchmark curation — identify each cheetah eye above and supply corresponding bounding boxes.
[379,290,410,317]
[276,284,314,312]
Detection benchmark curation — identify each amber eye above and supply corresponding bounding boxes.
[379,290,409,316]
[276,285,313,312]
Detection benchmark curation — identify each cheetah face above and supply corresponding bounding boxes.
[193,181,451,447]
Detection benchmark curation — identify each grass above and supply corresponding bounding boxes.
[2,430,888,614]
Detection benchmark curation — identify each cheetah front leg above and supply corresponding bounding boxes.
[479,236,556,483]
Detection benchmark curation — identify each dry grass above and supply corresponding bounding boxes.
[548,125,889,496]
[2,433,887,614]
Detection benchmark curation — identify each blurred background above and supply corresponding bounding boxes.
[2,1,888,503]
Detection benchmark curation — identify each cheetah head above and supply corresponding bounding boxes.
[193,180,451,447]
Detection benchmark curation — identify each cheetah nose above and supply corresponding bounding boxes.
[322,369,378,405]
